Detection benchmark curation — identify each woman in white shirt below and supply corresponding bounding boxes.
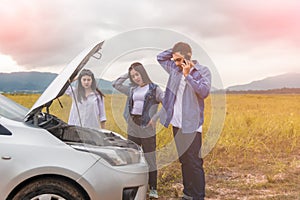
[66,69,106,129]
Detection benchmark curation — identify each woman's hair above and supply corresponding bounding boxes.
[128,62,152,86]
[77,69,104,103]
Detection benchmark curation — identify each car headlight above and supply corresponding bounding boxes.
[70,144,142,166]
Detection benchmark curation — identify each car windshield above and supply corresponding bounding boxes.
[0,94,28,121]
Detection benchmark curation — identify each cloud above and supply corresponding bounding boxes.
[0,0,299,87]
[0,0,169,68]
[224,1,300,45]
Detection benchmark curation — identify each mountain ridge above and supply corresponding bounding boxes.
[0,71,299,93]
[0,71,114,94]
[226,73,300,91]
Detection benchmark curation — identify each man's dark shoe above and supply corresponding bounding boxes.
[182,193,193,200]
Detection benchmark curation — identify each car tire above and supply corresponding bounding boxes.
[11,177,88,200]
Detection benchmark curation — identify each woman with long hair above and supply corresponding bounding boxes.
[66,69,106,129]
[112,62,164,199]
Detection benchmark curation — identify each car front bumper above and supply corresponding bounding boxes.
[77,158,149,200]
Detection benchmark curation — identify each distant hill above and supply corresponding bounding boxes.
[225,87,300,94]
[0,71,114,94]
[97,79,114,94]
[227,73,300,91]
[0,72,57,93]
[1,71,299,94]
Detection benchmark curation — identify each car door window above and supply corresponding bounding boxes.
[0,124,12,135]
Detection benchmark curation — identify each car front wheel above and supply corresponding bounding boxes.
[11,177,88,200]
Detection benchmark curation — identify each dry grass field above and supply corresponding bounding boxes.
[6,93,300,200]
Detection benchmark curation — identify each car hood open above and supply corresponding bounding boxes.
[25,41,104,120]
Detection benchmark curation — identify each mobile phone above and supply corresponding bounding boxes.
[183,59,187,65]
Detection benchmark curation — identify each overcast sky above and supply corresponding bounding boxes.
[0,0,299,88]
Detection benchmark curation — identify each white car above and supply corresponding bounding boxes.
[0,41,148,200]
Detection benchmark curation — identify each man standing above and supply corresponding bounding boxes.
[157,42,211,200]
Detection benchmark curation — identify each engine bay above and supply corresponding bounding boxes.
[26,112,139,150]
